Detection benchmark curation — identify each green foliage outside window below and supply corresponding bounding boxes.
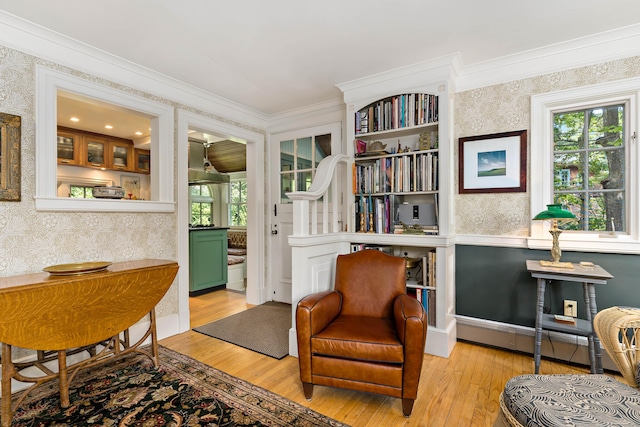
[553,104,625,232]
[69,185,95,199]
[230,180,247,226]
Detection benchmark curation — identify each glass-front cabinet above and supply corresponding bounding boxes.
[84,136,108,168]
[111,141,134,171]
[135,149,151,173]
[57,130,81,165]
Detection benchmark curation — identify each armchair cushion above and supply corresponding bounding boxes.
[312,315,404,363]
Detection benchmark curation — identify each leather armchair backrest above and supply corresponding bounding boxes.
[334,250,406,318]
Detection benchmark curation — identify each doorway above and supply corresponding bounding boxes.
[177,110,265,333]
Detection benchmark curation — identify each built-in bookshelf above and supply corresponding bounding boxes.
[353,93,439,235]
[339,67,456,357]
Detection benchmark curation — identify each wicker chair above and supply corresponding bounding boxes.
[494,306,640,427]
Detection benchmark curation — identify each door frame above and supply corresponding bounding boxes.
[177,110,265,333]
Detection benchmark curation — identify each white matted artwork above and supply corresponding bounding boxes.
[458,130,527,194]
[120,175,140,199]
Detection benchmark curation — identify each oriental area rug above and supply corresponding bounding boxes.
[6,346,348,427]
[194,301,291,359]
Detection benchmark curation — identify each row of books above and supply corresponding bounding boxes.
[407,287,437,327]
[355,152,439,194]
[355,194,439,234]
[355,94,439,135]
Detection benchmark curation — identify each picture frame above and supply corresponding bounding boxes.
[0,112,21,201]
[120,175,140,200]
[458,130,527,194]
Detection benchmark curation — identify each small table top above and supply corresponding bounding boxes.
[526,259,613,284]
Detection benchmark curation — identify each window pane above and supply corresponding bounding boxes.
[553,111,584,151]
[554,152,583,191]
[587,105,624,149]
[315,134,330,167]
[298,137,312,170]
[200,185,211,197]
[281,172,294,203]
[280,140,294,172]
[190,186,201,196]
[297,171,312,192]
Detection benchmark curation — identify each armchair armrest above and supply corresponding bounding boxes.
[296,290,342,384]
[394,294,428,401]
[297,290,342,336]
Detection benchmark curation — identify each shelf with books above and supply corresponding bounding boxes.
[355,93,438,135]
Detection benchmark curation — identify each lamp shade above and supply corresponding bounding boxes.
[533,204,576,220]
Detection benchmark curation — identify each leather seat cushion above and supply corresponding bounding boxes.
[311,315,403,364]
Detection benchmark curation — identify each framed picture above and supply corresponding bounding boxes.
[458,130,527,194]
[120,175,140,200]
[0,112,21,201]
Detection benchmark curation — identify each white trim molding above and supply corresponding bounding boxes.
[529,76,640,254]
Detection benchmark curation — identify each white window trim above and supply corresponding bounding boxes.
[35,66,175,212]
[529,77,640,254]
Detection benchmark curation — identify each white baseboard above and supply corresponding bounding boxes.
[456,315,618,372]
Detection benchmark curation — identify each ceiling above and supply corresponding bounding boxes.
[3,1,640,115]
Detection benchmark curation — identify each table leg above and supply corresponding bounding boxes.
[58,350,70,408]
[534,278,546,374]
[585,282,602,373]
[2,343,14,427]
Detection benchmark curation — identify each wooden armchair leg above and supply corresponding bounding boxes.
[402,398,415,417]
[302,382,314,400]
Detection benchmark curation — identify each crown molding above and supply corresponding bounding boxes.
[0,11,269,129]
[456,23,640,92]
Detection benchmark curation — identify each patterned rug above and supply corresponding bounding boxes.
[194,302,291,359]
[7,346,348,427]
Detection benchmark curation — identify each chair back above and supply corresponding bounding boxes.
[594,306,640,388]
[334,250,406,318]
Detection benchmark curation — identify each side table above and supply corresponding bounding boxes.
[526,259,613,374]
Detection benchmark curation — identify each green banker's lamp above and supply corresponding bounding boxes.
[533,204,576,267]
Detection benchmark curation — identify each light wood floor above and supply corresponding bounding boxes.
[160,290,593,427]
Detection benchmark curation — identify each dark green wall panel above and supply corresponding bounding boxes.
[455,245,640,327]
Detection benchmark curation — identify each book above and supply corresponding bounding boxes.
[553,314,576,325]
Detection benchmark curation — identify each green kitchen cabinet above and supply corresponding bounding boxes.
[189,228,228,292]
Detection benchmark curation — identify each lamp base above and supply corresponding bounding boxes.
[539,260,574,269]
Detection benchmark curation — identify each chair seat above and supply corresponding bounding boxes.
[311,315,404,364]
[502,374,640,426]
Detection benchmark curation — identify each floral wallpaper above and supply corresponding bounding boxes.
[0,43,266,330]
[454,56,640,236]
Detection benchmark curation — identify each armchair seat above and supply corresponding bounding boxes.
[312,315,404,363]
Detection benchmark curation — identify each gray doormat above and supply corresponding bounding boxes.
[194,301,292,359]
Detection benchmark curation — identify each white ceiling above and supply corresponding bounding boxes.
[2,1,640,115]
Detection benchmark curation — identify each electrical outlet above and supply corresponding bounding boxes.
[564,300,577,317]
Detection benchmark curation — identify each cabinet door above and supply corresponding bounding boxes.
[57,130,81,165]
[111,141,134,171]
[189,230,228,292]
[83,136,108,168]
[135,149,150,174]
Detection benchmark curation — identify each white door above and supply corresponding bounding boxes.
[269,123,341,303]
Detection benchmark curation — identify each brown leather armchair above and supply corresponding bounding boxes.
[296,249,428,416]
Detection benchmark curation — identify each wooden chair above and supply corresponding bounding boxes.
[295,249,428,416]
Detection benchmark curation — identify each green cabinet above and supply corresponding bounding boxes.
[189,228,228,292]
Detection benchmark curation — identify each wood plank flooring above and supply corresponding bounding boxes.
[160,290,594,427]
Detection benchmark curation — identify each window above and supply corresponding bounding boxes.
[279,134,331,203]
[230,179,247,226]
[36,66,174,212]
[190,185,213,226]
[553,103,626,232]
[530,77,640,252]
[69,185,95,199]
